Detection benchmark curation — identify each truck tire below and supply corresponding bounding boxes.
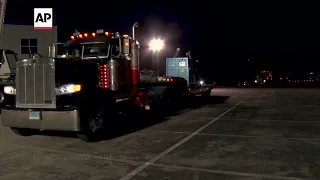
[11,128,36,136]
[162,89,180,113]
[77,105,108,142]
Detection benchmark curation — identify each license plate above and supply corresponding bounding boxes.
[29,111,41,120]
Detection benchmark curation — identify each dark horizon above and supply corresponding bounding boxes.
[4,0,320,82]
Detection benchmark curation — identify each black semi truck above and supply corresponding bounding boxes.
[1,28,212,142]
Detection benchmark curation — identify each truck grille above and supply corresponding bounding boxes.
[16,58,56,108]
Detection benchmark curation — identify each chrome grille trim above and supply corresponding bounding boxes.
[16,58,56,108]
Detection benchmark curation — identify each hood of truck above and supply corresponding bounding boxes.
[54,58,98,87]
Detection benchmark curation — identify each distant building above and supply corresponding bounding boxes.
[0,24,58,60]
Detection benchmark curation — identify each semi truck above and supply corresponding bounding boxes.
[1,25,212,142]
[254,70,272,86]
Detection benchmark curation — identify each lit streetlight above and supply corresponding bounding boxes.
[149,39,164,76]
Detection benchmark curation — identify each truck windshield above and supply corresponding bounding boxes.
[65,43,110,58]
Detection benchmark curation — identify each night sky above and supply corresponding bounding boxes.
[5,0,320,82]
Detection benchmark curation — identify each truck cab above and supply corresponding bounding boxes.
[1,30,133,141]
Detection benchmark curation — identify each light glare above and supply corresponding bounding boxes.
[149,39,164,51]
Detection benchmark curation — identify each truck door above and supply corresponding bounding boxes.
[0,49,19,79]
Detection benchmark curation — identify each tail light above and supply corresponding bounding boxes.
[99,64,110,88]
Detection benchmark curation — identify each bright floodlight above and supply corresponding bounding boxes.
[149,39,164,51]
[200,80,204,85]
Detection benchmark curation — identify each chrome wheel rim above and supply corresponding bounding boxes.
[88,108,103,132]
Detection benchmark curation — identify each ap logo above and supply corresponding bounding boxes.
[34,8,53,30]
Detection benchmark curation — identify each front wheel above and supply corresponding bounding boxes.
[162,89,181,113]
[77,106,109,142]
[11,128,37,136]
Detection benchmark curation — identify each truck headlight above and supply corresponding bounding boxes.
[4,86,16,95]
[58,84,81,95]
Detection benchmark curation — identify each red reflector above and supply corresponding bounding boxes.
[99,64,110,88]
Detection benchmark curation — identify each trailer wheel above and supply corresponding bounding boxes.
[162,89,180,113]
[11,128,36,136]
[78,106,107,142]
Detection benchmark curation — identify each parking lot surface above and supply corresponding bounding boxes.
[1,88,319,180]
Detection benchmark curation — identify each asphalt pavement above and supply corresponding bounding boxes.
[0,88,319,180]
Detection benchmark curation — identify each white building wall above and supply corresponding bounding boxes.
[0,24,58,60]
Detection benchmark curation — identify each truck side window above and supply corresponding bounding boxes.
[111,38,120,57]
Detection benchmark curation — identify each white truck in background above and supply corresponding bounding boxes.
[0,0,19,106]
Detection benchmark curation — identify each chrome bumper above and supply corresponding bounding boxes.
[1,109,81,131]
